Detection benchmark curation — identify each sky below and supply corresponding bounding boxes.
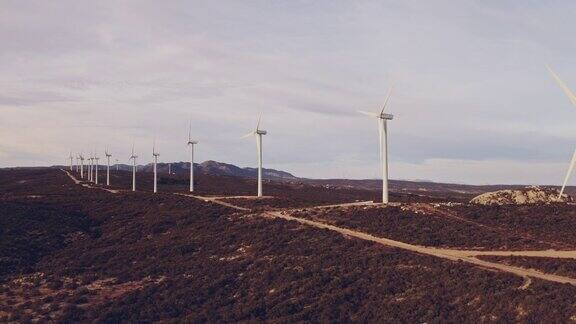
[1,0,576,185]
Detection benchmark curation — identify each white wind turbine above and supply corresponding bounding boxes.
[547,65,576,200]
[94,154,100,185]
[88,154,94,182]
[187,122,198,192]
[105,148,112,186]
[115,159,119,171]
[359,87,394,204]
[153,140,160,193]
[79,153,85,178]
[242,113,267,197]
[68,152,74,171]
[129,144,138,191]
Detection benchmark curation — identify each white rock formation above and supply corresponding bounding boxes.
[470,186,573,206]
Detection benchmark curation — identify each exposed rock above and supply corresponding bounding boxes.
[470,186,573,205]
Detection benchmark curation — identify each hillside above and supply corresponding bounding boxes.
[110,160,297,180]
[54,160,576,198]
[2,168,576,322]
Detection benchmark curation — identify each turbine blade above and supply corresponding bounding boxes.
[241,132,254,139]
[358,110,379,118]
[188,119,192,142]
[547,65,576,107]
[559,148,576,199]
[380,86,394,115]
[256,113,262,131]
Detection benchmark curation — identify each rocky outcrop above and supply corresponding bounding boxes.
[470,186,573,205]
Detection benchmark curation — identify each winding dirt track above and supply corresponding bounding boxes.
[61,169,576,285]
[266,210,576,285]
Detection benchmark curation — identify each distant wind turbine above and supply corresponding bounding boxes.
[187,122,198,192]
[153,140,160,193]
[105,148,112,186]
[68,152,74,171]
[94,154,100,185]
[168,163,171,175]
[546,65,576,200]
[79,153,85,178]
[242,113,267,197]
[115,159,119,171]
[88,154,94,182]
[359,86,394,204]
[129,143,137,191]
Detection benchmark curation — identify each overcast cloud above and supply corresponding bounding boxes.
[1,0,576,185]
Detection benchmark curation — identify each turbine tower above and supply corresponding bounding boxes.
[168,163,171,175]
[88,154,94,182]
[547,65,576,199]
[105,148,112,186]
[359,86,394,204]
[187,122,198,192]
[79,153,85,178]
[242,113,267,197]
[115,159,119,171]
[153,140,160,193]
[129,144,137,192]
[94,155,100,185]
[68,152,74,171]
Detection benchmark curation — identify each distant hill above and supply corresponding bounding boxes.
[111,160,297,180]
[51,160,575,196]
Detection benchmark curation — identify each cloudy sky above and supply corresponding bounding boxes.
[1,0,576,184]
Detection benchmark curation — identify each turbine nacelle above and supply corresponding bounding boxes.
[358,86,394,121]
[380,113,394,120]
[153,141,160,157]
[242,113,267,138]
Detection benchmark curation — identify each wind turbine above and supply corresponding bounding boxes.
[242,113,267,197]
[359,86,394,204]
[187,122,198,192]
[129,143,137,191]
[153,140,160,193]
[168,163,171,175]
[105,148,112,186]
[68,152,74,171]
[94,154,100,185]
[79,153,85,178]
[115,159,119,171]
[546,65,576,200]
[88,154,93,182]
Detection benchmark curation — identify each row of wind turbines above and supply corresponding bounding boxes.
[67,66,576,202]
[67,116,269,197]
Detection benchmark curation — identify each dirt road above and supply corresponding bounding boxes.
[62,168,576,285]
[265,210,576,285]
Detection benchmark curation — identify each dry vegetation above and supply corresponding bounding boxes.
[478,256,576,279]
[2,168,576,322]
[290,204,573,250]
